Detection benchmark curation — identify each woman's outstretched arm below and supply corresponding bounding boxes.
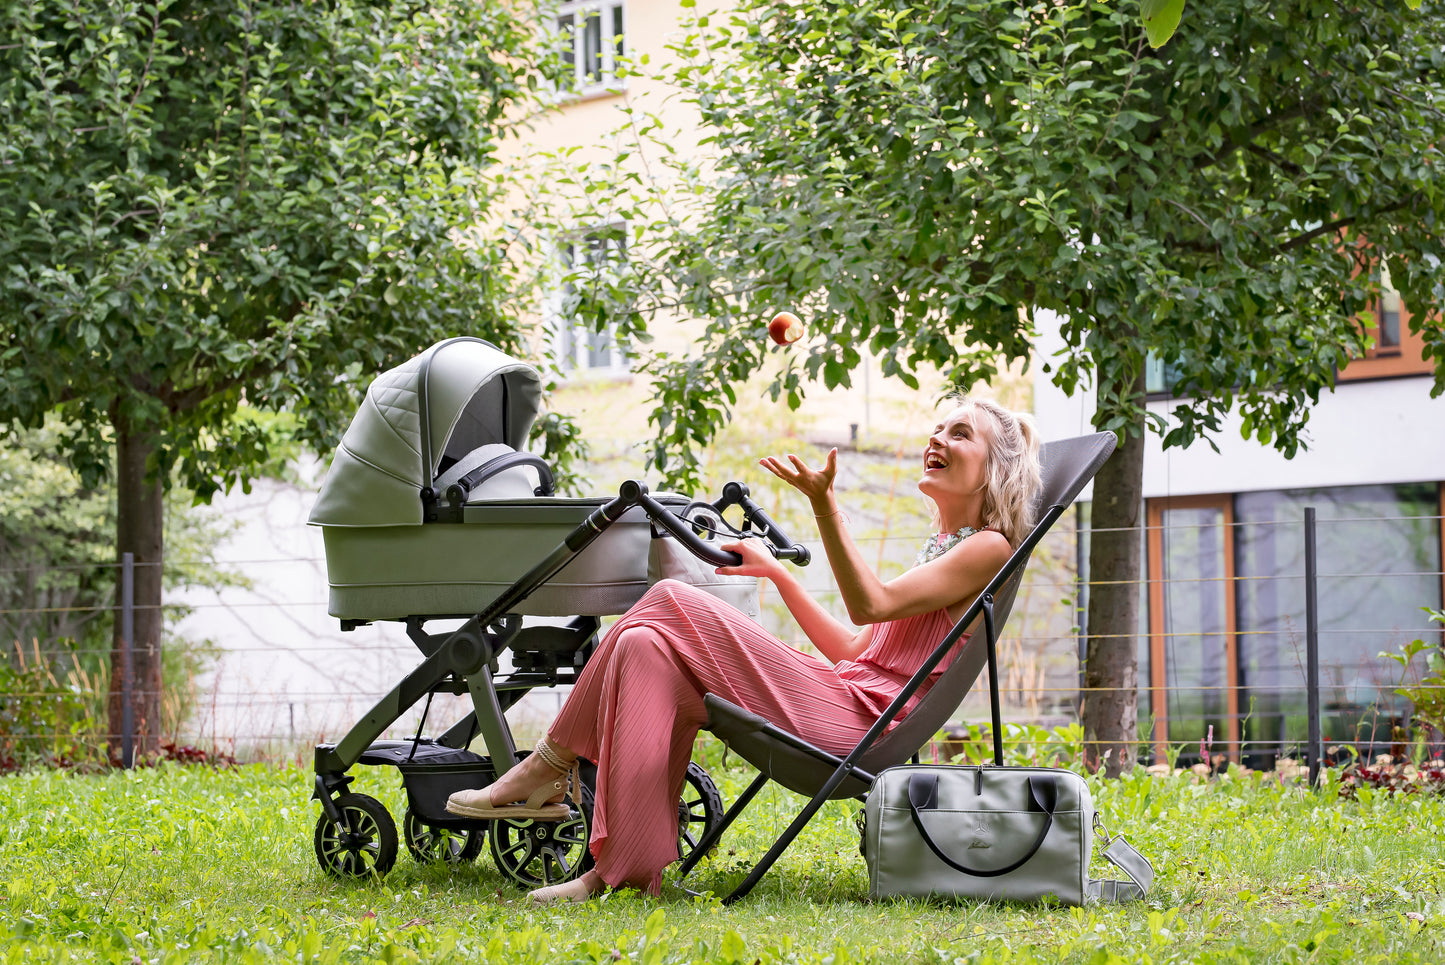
[715,536,872,664]
[760,449,1011,626]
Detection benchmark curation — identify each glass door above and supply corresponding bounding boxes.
[1146,497,1238,765]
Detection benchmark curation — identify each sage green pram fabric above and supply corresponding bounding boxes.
[309,338,542,529]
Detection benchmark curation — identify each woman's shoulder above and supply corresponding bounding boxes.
[970,527,1012,557]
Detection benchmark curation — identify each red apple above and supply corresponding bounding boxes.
[767,311,805,345]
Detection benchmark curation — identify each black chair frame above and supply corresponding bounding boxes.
[675,432,1117,903]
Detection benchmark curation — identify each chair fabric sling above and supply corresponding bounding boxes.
[682,431,1117,902]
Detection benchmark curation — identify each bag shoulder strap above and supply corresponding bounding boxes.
[1087,826,1153,903]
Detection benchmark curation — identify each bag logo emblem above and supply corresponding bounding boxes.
[969,818,991,849]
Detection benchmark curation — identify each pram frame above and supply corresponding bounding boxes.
[311,477,809,866]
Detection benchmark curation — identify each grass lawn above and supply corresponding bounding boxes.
[2,754,1443,964]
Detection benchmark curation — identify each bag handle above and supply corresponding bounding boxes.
[905,773,1059,878]
[982,594,1004,766]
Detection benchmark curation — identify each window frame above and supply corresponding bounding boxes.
[547,224,631,380]
[1339,264,1433,381]
[1141,483,1445,768]
[553,0,627,99]
[1145,494,1240,764]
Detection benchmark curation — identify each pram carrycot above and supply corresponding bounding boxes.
[306,337,810,887]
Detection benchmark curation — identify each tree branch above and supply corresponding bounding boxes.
[1191,100,1318,169]
[1245,142,1304,178]
[1278,196,1414,252]
[1165,198,1212,232]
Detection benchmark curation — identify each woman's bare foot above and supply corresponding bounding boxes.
[527,869,606,905]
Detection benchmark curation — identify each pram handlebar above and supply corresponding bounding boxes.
[714,481,812,566]
[568,480,809,567]
[634,482,811,568]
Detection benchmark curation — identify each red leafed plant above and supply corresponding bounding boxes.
[155,741,238,768]
[1337,757,1445,798]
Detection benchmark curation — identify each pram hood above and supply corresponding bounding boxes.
[308,337,543,528]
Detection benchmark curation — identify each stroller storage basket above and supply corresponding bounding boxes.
[398,761,497,825]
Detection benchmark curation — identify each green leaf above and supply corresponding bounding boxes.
[1141,0,1186,48]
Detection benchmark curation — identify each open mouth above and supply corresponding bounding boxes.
[924,453,947,471]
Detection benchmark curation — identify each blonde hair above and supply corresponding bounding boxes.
[944,397,1042,547]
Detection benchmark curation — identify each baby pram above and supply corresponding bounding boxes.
[305,337,810,887]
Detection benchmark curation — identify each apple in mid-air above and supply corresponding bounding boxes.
[767,311,805,345]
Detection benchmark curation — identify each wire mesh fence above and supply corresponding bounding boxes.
[3,501,1442,773]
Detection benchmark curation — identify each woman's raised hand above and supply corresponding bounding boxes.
[759,448,838,508]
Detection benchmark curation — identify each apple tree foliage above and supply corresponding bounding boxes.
[608,0,1445,771]
[0,0,559,754]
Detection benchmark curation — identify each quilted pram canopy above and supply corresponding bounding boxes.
[308,337,543,528]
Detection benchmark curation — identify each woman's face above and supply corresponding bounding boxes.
[918,406,993,507]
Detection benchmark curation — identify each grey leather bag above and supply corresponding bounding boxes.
[862,763,1152,904]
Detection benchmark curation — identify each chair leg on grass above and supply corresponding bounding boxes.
[677,772,769,880]
[722,785,839,904]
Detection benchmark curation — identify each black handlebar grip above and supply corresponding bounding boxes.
[776,544,811,565]
[568,481,647,550]
[638,491,743,567]
[721,480,749,504]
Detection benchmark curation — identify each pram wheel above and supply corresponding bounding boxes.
[489,758,595,888]
[314,792,398,878]
[403,810,485,865]
[678,761,724,860]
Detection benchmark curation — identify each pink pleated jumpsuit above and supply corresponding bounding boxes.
[546,578,958,893]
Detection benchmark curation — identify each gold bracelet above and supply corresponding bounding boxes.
[814,509,847,522]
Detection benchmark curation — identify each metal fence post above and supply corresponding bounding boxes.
[1075,501,1088,718]
[121,551,135,769]
[1304,508,1322,787]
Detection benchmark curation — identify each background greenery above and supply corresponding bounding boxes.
[0,0,563,755]
[0,418,241,768]
[573,0,1445,775]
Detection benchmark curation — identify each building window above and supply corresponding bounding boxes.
[1140,483,1443,770]
[553,227,629,377]
[1144,353,1184,398]
[555,0,626,95]
[1339,260,1434,381]
[1373,265,1402,354]
[1232,484,1440,768]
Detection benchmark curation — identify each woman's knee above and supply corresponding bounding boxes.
[642,578,722,615]
[644,578,691,602]
[614,624,671,659]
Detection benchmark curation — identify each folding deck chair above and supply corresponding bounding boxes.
[677,431,1117,902]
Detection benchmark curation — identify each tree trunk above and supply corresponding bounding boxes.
[1082,409,1145,777]
[109,415,165,761]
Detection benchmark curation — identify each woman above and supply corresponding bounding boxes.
[446,397,1041,903]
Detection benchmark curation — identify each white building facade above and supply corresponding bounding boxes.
[1033,308,1445,767]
